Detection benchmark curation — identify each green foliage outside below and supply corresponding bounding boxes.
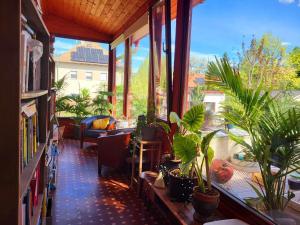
[130,56,149,118]
[207,57,300,211]
[238,34,300,90]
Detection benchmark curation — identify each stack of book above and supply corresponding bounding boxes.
[21,15,43,93]
[22,165,41,225]
[20,101,39,171]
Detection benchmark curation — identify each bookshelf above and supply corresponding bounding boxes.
[0,0,56,225]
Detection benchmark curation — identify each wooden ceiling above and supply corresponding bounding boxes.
[41,0,203,43]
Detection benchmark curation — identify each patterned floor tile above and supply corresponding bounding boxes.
[52,139,168,225]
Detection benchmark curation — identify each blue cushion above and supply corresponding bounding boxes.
[85,129,107,138]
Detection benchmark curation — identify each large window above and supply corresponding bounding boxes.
[128,35,150,119]
[152,2,168,120]
[54,38,109,97]
[115,43,125,119]
[187,0,300,222]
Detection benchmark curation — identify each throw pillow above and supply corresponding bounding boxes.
[92,118,110,130]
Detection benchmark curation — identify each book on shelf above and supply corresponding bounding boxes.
[22,165,41,225]
[21,102,39,171]
[20,15,43,94]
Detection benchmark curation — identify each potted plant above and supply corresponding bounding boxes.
[192,130,220,221]
[67,88,92,139]
[53,75,70,138]
[164,104,220,203]
[92,90,113,115]
[206,57,300,219]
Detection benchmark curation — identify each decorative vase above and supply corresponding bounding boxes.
[192,186,220,222]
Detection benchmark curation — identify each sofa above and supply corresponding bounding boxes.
[80,115,116,148]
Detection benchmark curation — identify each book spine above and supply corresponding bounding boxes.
[23,117,28,166]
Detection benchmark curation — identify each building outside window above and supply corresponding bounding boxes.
[100,72,107,81]
[70,71,77,79]
[85,71,93,80]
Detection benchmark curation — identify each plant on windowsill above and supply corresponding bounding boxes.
[160,104,219,204]
[206,57,300,220]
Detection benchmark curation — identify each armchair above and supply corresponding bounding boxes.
[80,115,116,148]
[97,132,131,176]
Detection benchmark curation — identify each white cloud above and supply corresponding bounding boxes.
[282,41,291,46]
[278,0,295,4]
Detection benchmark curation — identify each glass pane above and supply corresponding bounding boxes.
[153,3,168,120]
[116,43,125,119]
[54,38,109,97]
[189,1,300,223]
[129,35,150,120]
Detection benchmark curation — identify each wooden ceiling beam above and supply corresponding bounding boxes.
[43,14,113,43]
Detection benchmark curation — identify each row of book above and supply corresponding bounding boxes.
[22,165,41,225]
[21,15,43,93]
[21,102,39,172]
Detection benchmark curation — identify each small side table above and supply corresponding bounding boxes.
[130,139,162,189]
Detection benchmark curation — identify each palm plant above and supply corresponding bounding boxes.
[68,88,92,124]
[54,75,70,114]
[206,57,300,211]
[92,90,113,115]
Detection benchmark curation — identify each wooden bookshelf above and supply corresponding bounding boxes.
[21,90,48,100]
[0,0,55,224]
[31,193,44,225]
[20,143,46,197]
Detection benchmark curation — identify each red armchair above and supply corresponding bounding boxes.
[97,132,131,176]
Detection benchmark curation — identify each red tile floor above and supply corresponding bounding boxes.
[52,139,168,225]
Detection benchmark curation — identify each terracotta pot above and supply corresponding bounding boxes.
[168,170,197,202]
[192,186,220,220]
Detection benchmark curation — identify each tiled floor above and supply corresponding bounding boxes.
[52,139,167,225]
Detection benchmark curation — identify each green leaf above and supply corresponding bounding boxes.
[182,104,205,132]
[156,121,171,134]
[207,146,214,166]
[170,112,181,126]
[173,135,197,164]
[201,130,219,155]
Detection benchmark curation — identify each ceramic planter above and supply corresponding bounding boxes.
[192,186,220,221]
[159,159,181,187]
[167,170,197,202]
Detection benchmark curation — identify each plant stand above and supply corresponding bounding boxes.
[130,139,162,192]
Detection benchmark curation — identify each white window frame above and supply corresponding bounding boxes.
[85,71,93,80]
[100,72,108,81]
[70,71,77,79]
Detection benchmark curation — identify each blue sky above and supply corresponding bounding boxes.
[54,0,300,69]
